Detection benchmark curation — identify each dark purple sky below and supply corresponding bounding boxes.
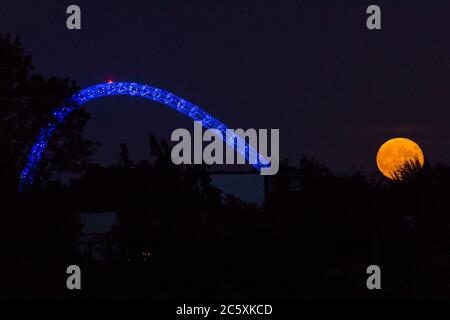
[1,0,449,173]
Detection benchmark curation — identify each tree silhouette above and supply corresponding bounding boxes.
[0,33,97,192]
[119,143,133,168]
[0,34,96,297]
[392,157,424,182]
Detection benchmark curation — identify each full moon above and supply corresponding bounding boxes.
[376,137,425,180]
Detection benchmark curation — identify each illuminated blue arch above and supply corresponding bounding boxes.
[20,81,268,190]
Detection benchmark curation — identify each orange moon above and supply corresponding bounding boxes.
[376,138,425,180]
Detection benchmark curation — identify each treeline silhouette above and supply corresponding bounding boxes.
[1,34,450,300]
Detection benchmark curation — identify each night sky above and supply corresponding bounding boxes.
[1,0,448,173]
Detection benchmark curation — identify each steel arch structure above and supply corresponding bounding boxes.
[19,81,268,190]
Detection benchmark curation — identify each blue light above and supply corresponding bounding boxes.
[19,81,268,190]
